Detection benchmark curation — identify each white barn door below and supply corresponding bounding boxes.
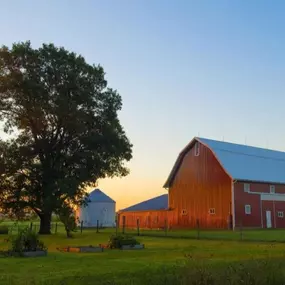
[266,211,272,228]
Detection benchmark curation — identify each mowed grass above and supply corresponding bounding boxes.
[136,228,285,242]
[1,227,285,284]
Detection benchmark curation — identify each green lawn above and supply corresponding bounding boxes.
[0,228,285,284]
[135,227,285,242]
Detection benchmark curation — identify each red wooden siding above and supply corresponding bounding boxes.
[118,210,173,229]
[237,182,285,194]
[168,142,232,229]
[274,201,285,228]
[234,182,285,229]
[234,182,262,228]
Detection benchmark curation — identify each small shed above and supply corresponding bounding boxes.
[77,189,116,228]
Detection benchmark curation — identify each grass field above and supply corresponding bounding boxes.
[1,226,285,284]
[130,227,285,242]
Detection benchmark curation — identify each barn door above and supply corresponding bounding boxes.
[266,211,272,228]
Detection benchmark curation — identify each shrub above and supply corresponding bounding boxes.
[10,227,47,253]
[0,225,9,234]
[108,234,139,249]
[56,203,78,238]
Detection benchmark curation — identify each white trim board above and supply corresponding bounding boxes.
[261,194,285,201]
[232,181,236,230]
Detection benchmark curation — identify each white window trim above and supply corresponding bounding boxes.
[194,142,200,156]
[181,209,188,216]
[244,183,250,193]
[278,211,284,218]
[209,208,215,215]
[245,204,251,215]
[270,185,275,194]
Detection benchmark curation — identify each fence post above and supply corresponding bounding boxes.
[196,219,200,240]
[115,214,119,236]
[96,220,99,233]
[137,219,140,236]
[240,219,243,241]
[80,221,83,234]
[55,222,58,234]
[122,216,126,234]
[164,218,167,236]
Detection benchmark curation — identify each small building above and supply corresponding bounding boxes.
[77,189,116,227]
[164,137,285,229]
[118,194,168,229]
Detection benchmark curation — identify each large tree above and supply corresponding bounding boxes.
[0,42,132,234]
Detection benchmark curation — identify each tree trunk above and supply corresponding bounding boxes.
[39,213,52,235]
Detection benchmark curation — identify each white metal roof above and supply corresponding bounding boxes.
[164,137,285,187]
[87,189,115,203]
[199,137,285,184]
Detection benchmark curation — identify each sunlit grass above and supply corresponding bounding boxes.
[0,227,285,284]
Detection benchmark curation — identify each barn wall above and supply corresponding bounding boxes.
[234,182,285,229]
[168,142,232,229]
[118,210,173,229]
[274,201,285,228]
[234,182,262,228]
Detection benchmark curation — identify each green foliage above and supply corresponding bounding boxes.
[56,203,78,238]
[0,41,132,234]
[108,234,139,249]
[0,225,8,234]
[9,227,47,253]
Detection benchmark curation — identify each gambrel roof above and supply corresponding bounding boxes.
[164,137,285,187]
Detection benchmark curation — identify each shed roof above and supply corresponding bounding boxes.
[120,194,168,212]
[87,189,115,203]
[164,137,285,187]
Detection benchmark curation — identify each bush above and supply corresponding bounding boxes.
[108,234,139,249]
[56,203,78,238]
[0,225,9,234]
[10,227,47,253]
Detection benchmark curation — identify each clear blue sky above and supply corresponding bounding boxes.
[1,0,285,209]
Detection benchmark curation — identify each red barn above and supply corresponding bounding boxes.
[164,137,285,229]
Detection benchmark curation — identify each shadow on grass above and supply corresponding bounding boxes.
[5,257,285,285]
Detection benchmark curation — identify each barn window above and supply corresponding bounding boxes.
[244,183,250,193]
[209,208,215,215]
[270,185,275,194]
[181,209,188,216]
[245,205,251,215]
[194,142,200,156]
[278,211,284,218]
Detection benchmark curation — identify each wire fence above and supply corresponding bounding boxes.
[116,218,285,243]
[4,219,106,235]
[3,218,285,243]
